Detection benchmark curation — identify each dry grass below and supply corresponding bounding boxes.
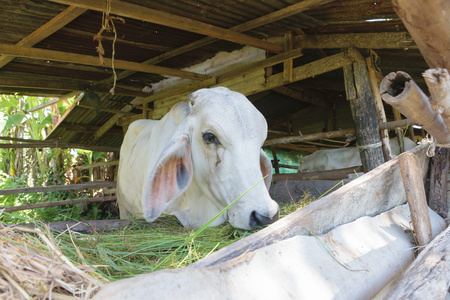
[0,220,106,299]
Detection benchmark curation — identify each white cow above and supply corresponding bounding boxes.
[298,137,417,172]
[117,87,279,230]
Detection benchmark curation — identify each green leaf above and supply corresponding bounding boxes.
[5,114,26,130]
[93,151,107,161]
[39,114,53,130]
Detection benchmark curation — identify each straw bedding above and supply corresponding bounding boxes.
[0,221,105,300]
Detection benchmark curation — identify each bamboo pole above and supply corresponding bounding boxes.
[1,196,116,213]
[380,71,450,145]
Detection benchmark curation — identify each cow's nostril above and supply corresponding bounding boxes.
[249,211,275,229]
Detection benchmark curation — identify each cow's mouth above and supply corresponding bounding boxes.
[249,210,279,229]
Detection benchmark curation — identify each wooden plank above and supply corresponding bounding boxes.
[93,105,133,140]
[26,91,81,113]
[192,144,431,268]
[265,49,355,89]
[385,226,450,299]
[48,0,283,53]
[18,217,175,234]
[0,6,87,69]
[272,166,363,182]
[0,44,210,81]
[0,78,150,98]
[1,196,117,213]
[92,0,335,87]
[264,129,355,146]
[0,141,120,152]
[343,49,384,172]
[0,181,116,196]
[393,0,450,70]
[398,152,433,248]
[428,147,449,219]
[295,32,416,50]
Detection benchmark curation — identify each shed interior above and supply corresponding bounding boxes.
[0,0,427,160]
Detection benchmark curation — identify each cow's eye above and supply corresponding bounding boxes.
[202,132,221,145]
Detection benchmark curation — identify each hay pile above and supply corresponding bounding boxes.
[0,221,105,299]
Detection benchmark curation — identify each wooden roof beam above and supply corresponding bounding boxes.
[0,6,87,69]
[0,78,150,98]
[93,0,335,87]
[295,32,416,49]
[0,44,210,81]
[48,0,283,53]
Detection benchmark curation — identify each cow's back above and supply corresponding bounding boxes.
[117,102,190,218]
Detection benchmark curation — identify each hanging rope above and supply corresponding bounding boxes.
[93,0,125,95]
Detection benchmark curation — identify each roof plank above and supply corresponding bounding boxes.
[0,44,210,81]
[0,6,87,69]
[48,0,284,53]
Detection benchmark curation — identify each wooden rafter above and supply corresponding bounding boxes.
[0,6,87,69]
[0,44,210,81]
[48,0,283,53]
[92,0,335,87]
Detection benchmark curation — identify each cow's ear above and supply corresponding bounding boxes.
[142,135,193,222]
[260,149,273,190]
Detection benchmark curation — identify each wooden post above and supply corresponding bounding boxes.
[398,152,433,249]
[366,56,391,161]
[271,146,280,174]
[343,49,384,172]
[393,109,405,152]
[385,226,450,299]
[428,147,449,218]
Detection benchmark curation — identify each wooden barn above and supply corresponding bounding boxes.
[0,0,449,299]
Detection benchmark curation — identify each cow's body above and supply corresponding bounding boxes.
[117,87,279,230]
[298,137,417,172]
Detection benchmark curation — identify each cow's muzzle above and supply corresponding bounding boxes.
[249,210,279,229]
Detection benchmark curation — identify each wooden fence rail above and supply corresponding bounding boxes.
[0,181,116,195]
[1,196,117,213]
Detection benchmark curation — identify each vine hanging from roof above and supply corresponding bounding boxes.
[93,0,125,95]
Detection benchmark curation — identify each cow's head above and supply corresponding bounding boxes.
[143,87,279,230]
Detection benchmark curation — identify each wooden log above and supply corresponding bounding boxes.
[366,56,391,161]
[1,196,116,213]
[264,129,355,146]
[380,71,450,144]
[385,226,450,299]
[343,50,384,172]
[15,218,172,234]
[192,145,430,268]
[272,166,363,182]
[0,181,116,195]
[398,152,433,248]
[392,0,450,70]
[378,119,412,130]
[423,68,450,133]
[428,147,449,219]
